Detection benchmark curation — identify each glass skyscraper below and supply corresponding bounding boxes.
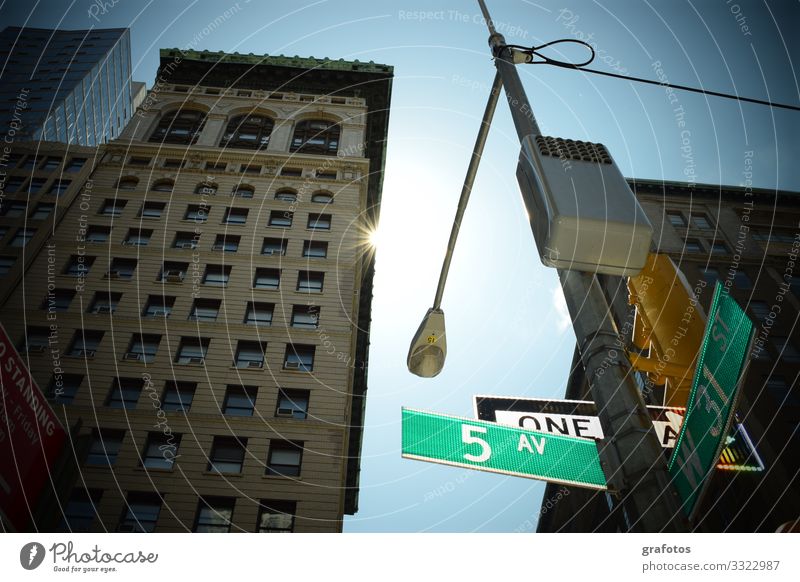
[0,27,134,145]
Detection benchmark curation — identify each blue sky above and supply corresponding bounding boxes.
[1,0,797,532]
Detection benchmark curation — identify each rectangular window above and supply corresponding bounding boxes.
[162,381,196,412]
[223,385,258,416]
[129,157,151,166]
[89,291,121,314]
[223,207,248,225]
[212,234,240,252]
[139,201,165,219]
[41,156,62,170]
[107,258,137,280]
[184,204,209,222]
[254,268,280,289]
[86,225,111,243]
[142,432,181,470]
[57,489,102,532]
[266,441,303,477]
[1,201,27,218]
[117,493,162,533]
[143,295,174,317]
[257,500,296,533]
[683,239,702,253]
[297,271,324,293]
[67,329,104,357]
[733,270,752,290]
[262,237,287,256]
[10,227,35,247]
[700,267,719,287]
[100,198,126,216]
[30,202,54,220]
[710,241,729,255]
[276,388,309,420]
[50,374,83,404]
[241,164,261,174]
[194,497,234,533]
[173,231,199,249]
[189,298,221,322]
[302,240,327,258]
[124,228,152,246]
[208,436,247,473]
[244,302,273,326]
[47,179,71,196]
[106,377,142,409]
[280,167,302,177]
[86,429,124,466]
[3,176,26,193]
[772,336,800,363]
[235,341,267,368]
[0,256,15,276]
[159,262,188,283]
[690,213,713,230]
[291,305,319,328]
[21,326,49,352]
[748,301,770,321]
[28,178,47,193]
[283,344,315,372]
[176,337,209,364]
[203,265,231,287]
[307,213,331,230]
[163,158,184,169]
[125,333,160,363]
[65,157,86,172]
[268,210,293,228]
[45,288,75,312]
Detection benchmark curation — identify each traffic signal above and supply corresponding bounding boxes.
[627,253,708,407]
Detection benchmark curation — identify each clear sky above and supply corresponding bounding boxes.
[1,0,797,532]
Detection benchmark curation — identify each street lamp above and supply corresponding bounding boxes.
[406,72,503,378]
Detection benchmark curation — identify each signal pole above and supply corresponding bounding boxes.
[475,0,687,532]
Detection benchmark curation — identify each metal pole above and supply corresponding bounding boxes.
[476,0,687,532]
[433,72,503,309]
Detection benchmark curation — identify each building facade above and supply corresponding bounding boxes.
[0,49,392,532]
[0,27,135,145]
[537,179,800,533]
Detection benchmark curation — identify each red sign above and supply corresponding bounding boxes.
[0,322,66,530]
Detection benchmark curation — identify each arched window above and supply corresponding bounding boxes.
[195,182,218,196]
[149,108,206,145]
[290,120,340,156]
[151,179,174,193]
[311,191,333,204]
[232,184,254,198]
[219,114,274,150]
[117,177,139,190]
[275,189,297,203]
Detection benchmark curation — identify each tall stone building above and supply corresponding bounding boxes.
[0,49,392,532]
[536,179,800,532]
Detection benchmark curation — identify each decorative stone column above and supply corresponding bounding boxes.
[196,113,227,147]
[268,119,293,153]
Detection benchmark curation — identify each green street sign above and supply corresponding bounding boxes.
[668,283,754,520]
[401,408,607,490]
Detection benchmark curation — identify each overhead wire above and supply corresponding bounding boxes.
[506,39,800,112]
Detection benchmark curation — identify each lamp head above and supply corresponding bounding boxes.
[407,308,447,378]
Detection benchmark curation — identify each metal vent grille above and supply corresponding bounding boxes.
[536,136,612,164]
